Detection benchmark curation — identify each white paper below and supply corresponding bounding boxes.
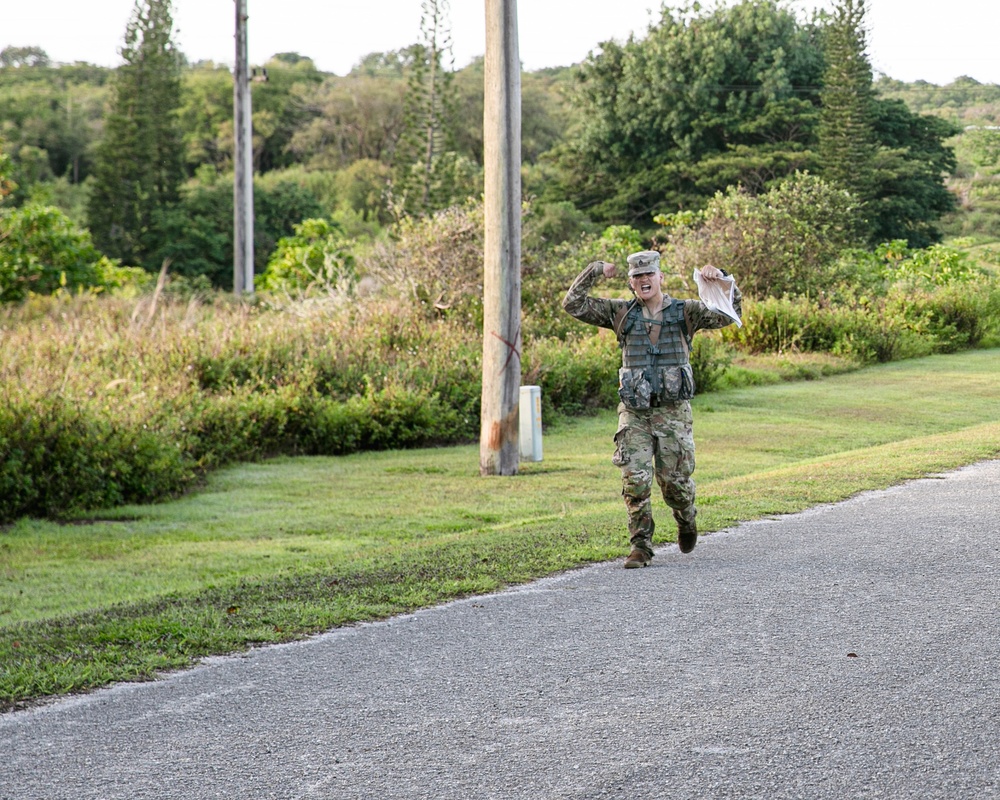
[693,269,742,328]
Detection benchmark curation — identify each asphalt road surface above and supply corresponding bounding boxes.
[3,461,999,800]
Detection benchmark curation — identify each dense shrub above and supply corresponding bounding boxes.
[258,218,357,292]
[660,172,862,299]
[689,334,734,395]
[152,179,324,289]
[363,200,485,316]
[524,333,620,418]
[0,381,475,522]
[849,240,986,288]
[0,396,193,520]
[521,224,648,341]
[722,279,1000,364]
[185,381,466,468]
[906,283,1000,351]
[0,204,127,303]
[723,295,839,355]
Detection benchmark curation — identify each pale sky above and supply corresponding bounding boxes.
[3,0,999,86]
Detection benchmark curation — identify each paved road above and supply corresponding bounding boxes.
[3,461,1000,800]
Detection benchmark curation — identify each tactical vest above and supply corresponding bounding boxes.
[613,299,695,408]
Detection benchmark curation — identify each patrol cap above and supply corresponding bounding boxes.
[626,250,661,277]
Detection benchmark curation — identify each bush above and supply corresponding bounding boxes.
[660,172,861,299]
[721,284,995,365]
[0,378,475,523]
[690,334,733,394]
[152,179,324,289]
[525,333,620,418]
[888,242,983,286]
[723,295,826,354]
[0,397,193,520]
[521,225,645,340]
[258,218,357,293]
[905,283,1000,351]
[363,200,484,316]
[0,204,121,303]
[182,379,466,467]
[828,295,934,363]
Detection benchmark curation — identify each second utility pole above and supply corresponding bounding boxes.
[233,0,254,296]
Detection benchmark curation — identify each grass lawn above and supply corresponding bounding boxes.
[2,348,1000,710]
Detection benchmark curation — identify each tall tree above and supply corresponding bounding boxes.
[393,0,463,215]
[87,0,184,267]
[817,0,878,214]
[554,0,825,224]
[177,63,235,173]
[819,0,957,246]
[288,74,408,170]
[246,55,323,173]
[868,99,958,247]
[0,62,109,197]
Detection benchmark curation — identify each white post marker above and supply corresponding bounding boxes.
[519,385,543,462]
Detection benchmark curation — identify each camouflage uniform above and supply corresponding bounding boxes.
[562,258,742,559]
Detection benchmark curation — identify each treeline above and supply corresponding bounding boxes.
[0,8,578,289]
[2,0,998,298]
[875,75,1000,125]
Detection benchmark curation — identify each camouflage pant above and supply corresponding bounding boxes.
[612,402,696,556]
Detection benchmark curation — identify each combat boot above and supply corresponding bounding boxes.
[624,548,652,569]
[674,506,697,553]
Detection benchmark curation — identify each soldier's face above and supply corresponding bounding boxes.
[629,269,662,300]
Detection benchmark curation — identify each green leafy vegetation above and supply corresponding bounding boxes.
[818,0,879,225]
[2,349,999,710]
[86,0,185,268]
[4,177,1000,524]
[658,171,862,298]
[0,203,138,302]
[2,0,989,289]
[258,218,357,292]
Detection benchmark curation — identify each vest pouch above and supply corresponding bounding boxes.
[618,368,652,409]
[655,364,695,402]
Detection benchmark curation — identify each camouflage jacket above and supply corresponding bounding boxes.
[561,261,743,343]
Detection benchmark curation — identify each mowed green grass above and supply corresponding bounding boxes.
[4,348,1000,625]
[2,348,999,708]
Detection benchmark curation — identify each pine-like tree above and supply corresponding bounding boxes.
[87,0,184,267]
[392,0,461,216]
[817,0,878,213]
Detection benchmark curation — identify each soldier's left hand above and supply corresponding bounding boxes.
[699,264,725,280]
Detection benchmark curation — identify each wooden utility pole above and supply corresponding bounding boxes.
[233,0,254,296]
[480,0,522,476]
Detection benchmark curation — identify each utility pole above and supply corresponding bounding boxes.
[233,0,254,296]
[479,0,522,476]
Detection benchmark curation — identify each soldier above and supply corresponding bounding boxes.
[562,250,742,568]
